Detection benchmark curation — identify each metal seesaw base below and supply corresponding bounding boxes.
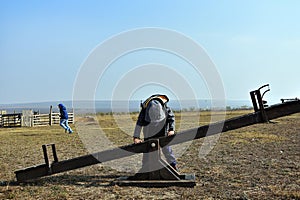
[114,139,196,187]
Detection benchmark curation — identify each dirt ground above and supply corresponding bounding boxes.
[0,111,299,199]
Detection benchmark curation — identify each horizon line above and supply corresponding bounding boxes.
[0,98,251,106]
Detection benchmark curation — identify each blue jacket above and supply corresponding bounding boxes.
[58,104,68,119]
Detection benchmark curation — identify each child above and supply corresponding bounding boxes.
[133,94,177,170]
[58,103,73,134]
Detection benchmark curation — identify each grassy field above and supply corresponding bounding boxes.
[0,110,299,199]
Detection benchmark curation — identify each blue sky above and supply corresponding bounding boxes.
[1,0,299,105]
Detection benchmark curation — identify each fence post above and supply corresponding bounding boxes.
[72,108,74,124]
[49,105,53,126]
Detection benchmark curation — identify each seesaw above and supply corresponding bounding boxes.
[15,85,300,187]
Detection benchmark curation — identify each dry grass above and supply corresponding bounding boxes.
[0,110,299,199]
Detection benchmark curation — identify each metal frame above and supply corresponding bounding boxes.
[115,139,196,187]
[42,144,58,173]
[250,84,270,122]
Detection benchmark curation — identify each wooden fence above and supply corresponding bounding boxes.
[0,113,22,127]
[0,107,74,128]
[32,112,74,127]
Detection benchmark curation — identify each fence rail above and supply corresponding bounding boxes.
[0,113,22,127]
[32,113,49,127]
[32,112,74,127]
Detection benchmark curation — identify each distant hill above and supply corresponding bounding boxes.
[0,99,252,114]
